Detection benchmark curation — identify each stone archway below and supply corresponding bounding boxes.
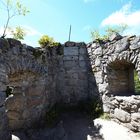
[0,38,48,139]
[5,71,46,130]
[0,64,47,139]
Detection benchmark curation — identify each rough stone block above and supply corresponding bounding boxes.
[0,92,6,106]
[5,95,25,111]
[94,71,103,84]
[93,47,102,56]
[64,47,78,55]
[79,47,87,55]
[63,55,78,61]
[7,111,21,120]
[98,83,108,93]
[131,113,140,121]
[114,108,131,123]
[79,61,87,68]
[64,60,79,68]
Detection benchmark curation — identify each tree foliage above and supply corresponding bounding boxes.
[0,0,29,38]
[91,24,128,41]
[8,26,26,40]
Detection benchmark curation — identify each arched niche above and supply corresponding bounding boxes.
[107,59,135,96]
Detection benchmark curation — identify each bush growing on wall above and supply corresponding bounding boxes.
[38,35,60,48]
[91,24,128,41]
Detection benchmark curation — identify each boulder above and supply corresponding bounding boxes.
[114,108,131,123]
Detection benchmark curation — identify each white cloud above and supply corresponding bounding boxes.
[22,25,42,36]
[101,1,140,35]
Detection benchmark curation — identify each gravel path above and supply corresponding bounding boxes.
[94,118,140,140]
[12,112,140,140]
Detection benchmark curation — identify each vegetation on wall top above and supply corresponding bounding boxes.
[91,24,128,42]
[38,35,60,48]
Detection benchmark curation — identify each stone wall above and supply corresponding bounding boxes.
[0,38,98,140]
[87,33,140,132]
[1,33,140,139]
[56,42,98,105]
[0,38,48,139]
[109,95,140,132]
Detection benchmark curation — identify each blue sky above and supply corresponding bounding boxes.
[0,0,140,47]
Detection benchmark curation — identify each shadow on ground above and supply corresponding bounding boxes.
[12,111,103,140]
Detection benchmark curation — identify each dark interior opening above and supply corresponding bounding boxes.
[107,60,135,96]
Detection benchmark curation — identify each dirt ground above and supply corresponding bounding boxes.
[12,111,140,140]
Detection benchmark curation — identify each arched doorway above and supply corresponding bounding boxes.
[5,71,46,130]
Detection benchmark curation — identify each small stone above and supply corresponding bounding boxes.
[95,58,101,66]
[7,38,22,47]
[64,41,76,47]
[109,33,122,41]
[131,113,140,121]
[129,44,140,50]
[115,41,129,53]
[93,47,102,56]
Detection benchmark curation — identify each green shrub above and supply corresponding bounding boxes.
[100,113,110,120]
[38,35,54,47]
[91,24,128,42]
[38,35,60,48]
[134,70,140,94]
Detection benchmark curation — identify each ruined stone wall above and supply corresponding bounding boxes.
[0,38,98,140]
[1,33,140,139]
[109,95,140,132]
[87,34,140,132]
[0,38,48,139]
[56,42,98,105]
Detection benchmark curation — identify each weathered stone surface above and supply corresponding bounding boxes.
[64,41,76,47]
[98,83,108,93]
[114,108,131,123]
[93,47,102,55]
[0,38,10,52]
[94,71,103,84]
[7,38,22,47]
[131,113,140,121]
[115,41,129,53]
[7,111,21,120]
[63,55,78,61]
[129,44,140,50]
[95,58,101,66]
[109,33,122,41]
[0,92,6,106]
[1,34,140,139]
[64,47,78,55]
